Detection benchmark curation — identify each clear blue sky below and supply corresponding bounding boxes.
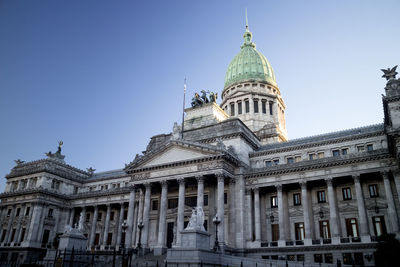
[1,0,399,191]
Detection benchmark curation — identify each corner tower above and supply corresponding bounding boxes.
[220,20,287,145]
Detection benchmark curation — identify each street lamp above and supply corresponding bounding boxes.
[121,220,128,249]
[137,221,144,248]
[213,215,221,251]
[269,213,275,223]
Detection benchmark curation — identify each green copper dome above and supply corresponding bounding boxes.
[224,26,276,89]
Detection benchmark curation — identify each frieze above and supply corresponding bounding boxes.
[130,172,151,181]
[197,161,223,171]
[246,149,392,179]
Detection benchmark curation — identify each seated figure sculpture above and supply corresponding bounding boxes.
[185,206,206,232]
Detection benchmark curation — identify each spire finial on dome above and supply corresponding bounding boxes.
[245,8,249,31]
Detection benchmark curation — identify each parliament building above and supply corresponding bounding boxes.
[1,22,400,266]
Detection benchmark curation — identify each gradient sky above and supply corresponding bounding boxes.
[1,0,399,191]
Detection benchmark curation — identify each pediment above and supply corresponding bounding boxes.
[141,146,216,168]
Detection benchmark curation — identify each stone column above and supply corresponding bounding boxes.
[5,205,16,243]
[228,178,236,247]
[276,184,285,246]
[253,187,261,242]
[155,180,168,254]
[68,207,75,226]
[245,189,253,241]
[89,206,98,249]
[393,171,400,207]
[235,174,245,248]
[135,189,144,245]
[116,202,124,248]
[14,206,26,243]
[196,176,205,209]
[26,203,43,245]
[326,178,340,243]
[78,206,86,231]
[176,178,185,246]
[125,188,136,248]
[216,173,225,245]
[36,205,47,244]
[142,182,151,247]
[382,172,400,234]
[102,204,111,247]
[300,181,312,245]
[353,175,370,241]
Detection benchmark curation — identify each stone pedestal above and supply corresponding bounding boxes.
[184,102,228,131]
[180,229,211,250]
[58,228,87,251]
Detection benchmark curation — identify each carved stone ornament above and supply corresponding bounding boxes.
[352,174,361,183]
[197,161,223,171]
[131,172,150,181]
[275,183,282,191]
[185,206,206,232]
[381,65,398,81]
[325,177,333,186]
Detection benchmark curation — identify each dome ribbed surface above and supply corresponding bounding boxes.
[224,29,276,89]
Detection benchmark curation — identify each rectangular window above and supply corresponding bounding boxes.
[0,229,6,242]
[204,195,208,206]
[265,161,272,167]
[20,228,26,242]
[224,192,227,204]
[318,152,324,159]
[262,101,267,114]
[48,208,53,218]
[295,156,301,162]
[343,253,352,265]
[357,145,365,152]
[230,103,235,116]
[269,102,273,115]
[372,216,387,236]
[345,218,359,237]
[7,209,11,217]
[245,100,250,113]
[123,210,128,220]
[341,148,348,155]
[271,224,279,241]
[238,102,242,115]
[332,150,340,157]
[367,144,373,151]
[314,254,323,263]
[271,196,278,208]
[168,198,178,209]
[253,100,259,113]
[293,193,301,206]
[309,154,315,160]
[151,200,159,211]
[295,222,305,240]
[97,212,102,221]
[16,208,20,217]
[287,157,294,164]
[273,159,279,165]
[25,207,30,216]
[317,190,326,203]
[319,220,331,238]
[110,211,115,221]
[184,196,197,207]
[324,254,333,264]
[342,187,352,200]
[369,184,379,198]
[86,213,90,222]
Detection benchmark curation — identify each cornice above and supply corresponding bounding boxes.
[246,149,392,178]
[382,95,400,103]
[71,186,132,200]
[246,242,377,253]
[6,158,89,182]
[0,187,70,200]
[199,132,259,150]
[250,130,385,158]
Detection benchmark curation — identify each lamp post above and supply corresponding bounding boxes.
[121,220,128,249]
[137,221,144,249]
[213,215,221,251]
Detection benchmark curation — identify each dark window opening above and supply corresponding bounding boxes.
[254,100,259,113]
[342,187,352,200]
[293,193,301,206]
[238,102,242,115]
[230,103,235,116]
[262,101,267,114]
[271,196,278,208]
[317,190,326,203]
[369,184,378,198]
[245,100,250,113]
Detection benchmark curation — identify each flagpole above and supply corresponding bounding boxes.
[181,78,187,139]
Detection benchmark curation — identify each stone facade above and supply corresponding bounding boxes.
[1,24,400,267]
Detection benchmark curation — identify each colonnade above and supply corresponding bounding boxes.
[71,173,230,250]
[248,171,400,246]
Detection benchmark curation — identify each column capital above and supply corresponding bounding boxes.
[245,188,252,195]
[143,182,152,189]
[120,202,125,207]
[352,174,361,183]
[160,180,168,188]
[253,187,260,193]
[275,183,282,192]
[216,173,225,182]
[105,203,110,207]
[177,177,186,185]
[299,179,307,189]
[325,177,334,186]
[195,175,204,183]
[381,171,390,180]
[229,177,236,185]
